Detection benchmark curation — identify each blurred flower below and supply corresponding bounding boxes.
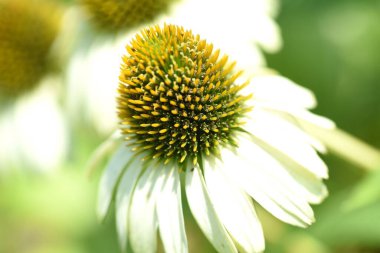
[0,0,68,174]
[79,0,177,32]
[0,0,62,101]
[95,24,331,253]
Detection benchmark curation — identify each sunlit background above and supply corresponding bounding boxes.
[1,0,379,252]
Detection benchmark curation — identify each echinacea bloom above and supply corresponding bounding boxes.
[96,24,331,253]
[0,0,67,173]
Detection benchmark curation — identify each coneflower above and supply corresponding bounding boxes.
[97,24,332,253]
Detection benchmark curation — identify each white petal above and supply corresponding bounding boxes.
[115,157,143,251]
[11,78,68,172]
[246,75,317,109]
[288,109,336,129]
[255,107,327,153]
[259,105,335,130]
[221,138,316,227]
[185,167,238,253]
[204,159,265,253]
[156,167,188,253]
[129,166,162,253]
[252,16,283,53]
[97,144,133,220]
[243,130,327,204]
[245,109,328,179]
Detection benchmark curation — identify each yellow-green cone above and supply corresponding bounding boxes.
[118,24,252,169]
[0,0,62,100]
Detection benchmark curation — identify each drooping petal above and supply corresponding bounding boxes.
[129,166,162,253]
[97,144,133,220]
[221,137,316,227]
[185,166,238,253]
[245,108,328,179]
[115,156,143,251]
[245,75,317,109]
[247,128,328,204]
[258,104,335,130]
[204,159,265,253]
[156,167,188,253]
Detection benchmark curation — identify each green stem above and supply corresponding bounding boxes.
[302,123,380,171]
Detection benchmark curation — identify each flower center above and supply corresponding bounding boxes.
[81,0,175,32]
[0,0,61,99]
[118,24,252,168]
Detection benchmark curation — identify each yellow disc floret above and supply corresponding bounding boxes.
[118,24,252,168]
[0,0,62,99]
[81,0,175,32]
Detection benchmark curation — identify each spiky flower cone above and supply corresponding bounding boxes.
[0,0,62,100]
[118,24,252,169]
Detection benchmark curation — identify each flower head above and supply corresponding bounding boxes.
[97,24,332,253]
[80,0,176,32]
[98,25,334,253]
[0,0,62,100]
[118,24,252,168]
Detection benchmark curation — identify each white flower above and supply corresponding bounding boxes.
[94,25,331,253]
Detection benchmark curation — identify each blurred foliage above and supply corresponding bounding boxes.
[1,0,380,253]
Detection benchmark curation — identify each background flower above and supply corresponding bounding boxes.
[0,0,68,174]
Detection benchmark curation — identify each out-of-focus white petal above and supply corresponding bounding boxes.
[185,167,238,253]
[252,15,283,53]
[246,75,317,109]
[115,157,142,251]
[129,166,162,253]
[167,0,283,68]
[4,77,68,173]
[66,37,129,134]
[97,144,133,220]
[245,108,328,179]
[156,167,188,253]
[204,159,265,253]
[221,137,316,227]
